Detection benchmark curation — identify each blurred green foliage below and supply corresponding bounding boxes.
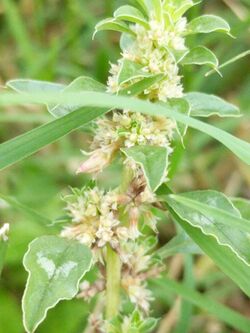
[0,1,249,332]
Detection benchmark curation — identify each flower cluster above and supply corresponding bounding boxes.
[77,110,175,175]
[60,187,130,249]
[120,239,160,313]
[107,16,187,101]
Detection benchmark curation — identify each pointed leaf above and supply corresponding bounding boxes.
[185,92,240,117]
[114,5,149,27]
[158,185,250,297]
[22,236,92,333]
[152,0,163,21]
[165,190,250,266]
[6,79,65,112]
[166,98,191,141]
[231,197,250,220]
[118,74,164,96]
[118,59,150,85]
[50,76,106,117]
[186,15,231,36]
[206,50,250,76]
[94,18,135,37]
[121,145,169,191]
[181,46,219,68]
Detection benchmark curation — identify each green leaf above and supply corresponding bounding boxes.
[0,104,108,171]
[206,50,250,76]
[167,98,190,141]
[165,190,250,265]
[159,187,250,296]
[121,145,169,191]
[0,193,50,226]
[22,236,92,333]
[164,0,198,21]
[153,278,250,333]
[117,59,151,85]
[186,15,231,36]
[6,79,65,112]
[118,74,164,96]
[181,46,219,69]
[0,224,9,277]
[50,76,106,117]
[156,232,202,259]
[152,0,163,21]
[120,33,136,52]
[185,92,240,117]
[114,5,149,28]
[231,197,250,220]
[165,203,250,297]
[173,1,198,21]
[94,18,135,38]
[0,91,250,169]
[133,0,150,16]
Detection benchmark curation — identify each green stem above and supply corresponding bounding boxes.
[106,244,121,320]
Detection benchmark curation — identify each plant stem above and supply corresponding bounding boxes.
[106,244,121,320]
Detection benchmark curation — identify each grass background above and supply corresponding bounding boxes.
[0,1,249,332]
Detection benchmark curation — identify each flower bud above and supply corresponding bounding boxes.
[76,145,116,174]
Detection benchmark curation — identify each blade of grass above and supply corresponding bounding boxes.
[152,277,250,333]
[173,255,194,333]
[0,194,51,226]
[0,92,250,170]
[2,0,34,67]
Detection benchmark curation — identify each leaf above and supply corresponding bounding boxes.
[165,203,250,297]
[156,232,202,259]
[185,92,240,117]
[153,278,250,333]
[0,224,9,276]
[231,197,250,220]
[0,193,50,226]
[50,76,106,117]
[118,74,164,96]
[181,46,219,69]
[158,187,250,296]
[6,79,65,112]
[206,50,250,76]
[172,1,198,21]
[134,0,150,16]
[117,59,150,85]
[167,98,190,141]
[120,33,136,52]
[0,91,250,169]
[152,0,163,21]
[165,190,250,265]
[121,145,169,191]
[94,18,135,38]
[114,5,149,27]
[22,236,92,333]
[186,15,231,36]
[164,1,199,21]
[0,104,109,171]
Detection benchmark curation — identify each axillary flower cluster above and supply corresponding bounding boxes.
[59,1,211,331]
